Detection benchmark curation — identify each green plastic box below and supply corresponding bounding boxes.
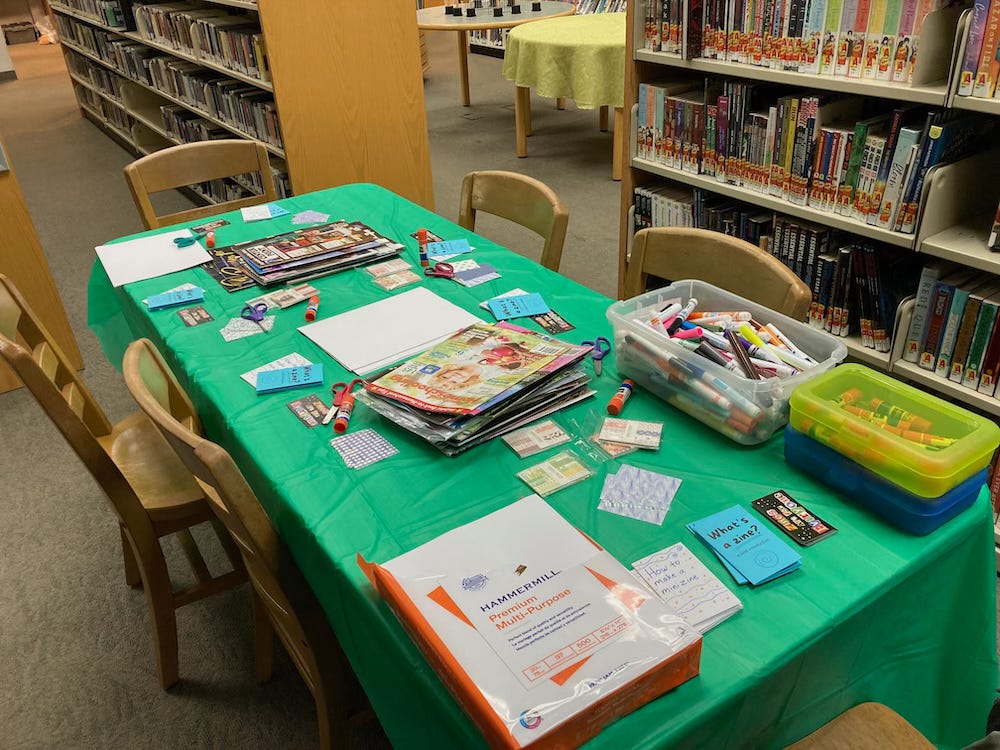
[789,363,1000,498]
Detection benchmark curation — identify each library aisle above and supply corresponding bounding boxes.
[0,30,622,748]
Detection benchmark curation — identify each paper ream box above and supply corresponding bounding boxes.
[357,496,702,750]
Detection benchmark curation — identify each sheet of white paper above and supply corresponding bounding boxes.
[299,287,482,375]
[95,230,210,288]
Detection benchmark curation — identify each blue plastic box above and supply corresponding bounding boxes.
[784,426,986,535]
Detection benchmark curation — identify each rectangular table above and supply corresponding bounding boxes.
[89,183,998,749]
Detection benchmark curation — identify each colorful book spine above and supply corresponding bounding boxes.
[861,0,889,79]
[835,0,860,75]
[935,283,977,377]
[820,0,845,73]
[919,279,956,370]
[973,0,1000,97]
[959,0,992,96]
[890,0,919,81]
[847,0,873,77]
[976,318,1000,395]
[903,262,947,362]
[905,0,937,83]
[875,0,903,80]
[964,295,1000,389]
[950,291,987,383]
[875,127,921,228]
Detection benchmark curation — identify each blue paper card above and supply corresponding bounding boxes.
[255,364,323,394]
[487,293,551,320]
[426,239,472,258]
[687,504,801,585]
[147,286,205,311]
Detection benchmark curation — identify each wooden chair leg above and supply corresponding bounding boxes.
[556,97,566,110]
[251,588,275,684]
[314,681,350,750]
[120,525,141,588]
[612,106,624,181]
[515,86,530,157]
[137,548,180,689]
[599,105,610,132]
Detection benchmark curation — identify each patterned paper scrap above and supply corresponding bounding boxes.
[331,429,398,469]
[292,210,331,225]
[599,418,663,449]
[366,258,413,278]
[374,270,422,291]
[220,315,276,341]
[516,450,592,497]
[501,419,571,458]
[598,465,681,525]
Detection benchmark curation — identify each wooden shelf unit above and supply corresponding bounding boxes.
[52,0,433,207]
[619,0,1000,411]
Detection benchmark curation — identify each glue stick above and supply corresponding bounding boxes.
[305,296,320,321]
[206,231,215,249]
[606,379,635,415]
[333,394,355,433]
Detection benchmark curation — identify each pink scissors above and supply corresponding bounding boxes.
[323,379,364,425]
[423,261,456,280]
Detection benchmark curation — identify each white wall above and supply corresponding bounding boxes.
[0,34,13,77]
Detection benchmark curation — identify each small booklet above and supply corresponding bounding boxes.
[255,364,323,394]
[516,450,592,496]
[687,505,801,586]
[632,543,742,632]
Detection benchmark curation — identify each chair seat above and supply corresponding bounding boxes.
[98,412,209,523]
[784,702,935,750]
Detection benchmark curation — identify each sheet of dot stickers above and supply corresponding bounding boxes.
[599,418,663,449]
[599,465,681,525]
[331,429,398,469]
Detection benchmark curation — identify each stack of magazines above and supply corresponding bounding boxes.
[357,322,595,455]
[227,221,403,286]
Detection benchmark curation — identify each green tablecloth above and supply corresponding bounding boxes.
[88,183,997,749]
[502,13,626,109]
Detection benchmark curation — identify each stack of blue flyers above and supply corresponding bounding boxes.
[687,504,801,585]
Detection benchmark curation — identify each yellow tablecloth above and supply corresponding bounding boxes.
[503,12,626,109]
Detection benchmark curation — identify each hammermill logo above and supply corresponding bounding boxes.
[461,574,488,591]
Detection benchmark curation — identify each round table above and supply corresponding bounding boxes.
[502,12,626,179]
[417,1,576,107]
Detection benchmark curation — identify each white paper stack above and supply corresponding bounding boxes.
[95,230,210,288]
[298,287,482,375]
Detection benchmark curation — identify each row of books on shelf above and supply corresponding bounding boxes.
[904,261,1000,398]
[57,0,128,28]
[636,79,994,234]
[958,0,1000,99]
[132,2,270,82]
[575,0,628,12]
[57,17,284,149]
[632,185,918,350]
[641,0,933,84]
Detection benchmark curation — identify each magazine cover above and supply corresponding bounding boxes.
[233,221,389,270]
[365,323,575,415]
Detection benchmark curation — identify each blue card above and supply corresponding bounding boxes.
[147,286,205,310]
[487,293,551,320]
[426,239,472,258]
[255,364,323,394]
[687,505,801,585]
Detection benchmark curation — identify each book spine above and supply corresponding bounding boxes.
[976,318,1000,395]
[919,281,953,370]
[875,0,903,80]
[847,0,873,77]
[905,0,936,83]
[950,296,985,382]
[973,1,1000,98]
[960,0,992,96]
[876,129,920,228]
[835,0,860,75]
[867,109,904,225]
[891,0,919,81]
[861,0,888,79]
[935,286,973,376]
[964,301,1000,388]
[821,0,845,73]
[809,252,828,326]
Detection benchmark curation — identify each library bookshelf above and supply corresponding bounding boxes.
[618,0,1000,415]
[51,0,433,209]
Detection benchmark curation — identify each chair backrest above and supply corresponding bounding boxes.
[0,273,148,529]
[122,338,322,692]
[458,170,569,272]
[623,227,812,320]
[124,140,279,230]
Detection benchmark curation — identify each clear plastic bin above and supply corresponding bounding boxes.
[789,363,1000,497]
[607,280,847,445]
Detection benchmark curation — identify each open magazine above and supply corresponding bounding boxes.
[364,323,584,415]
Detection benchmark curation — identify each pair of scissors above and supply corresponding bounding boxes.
[241,301,269,334]
[424,262,456,280]
[323,379,365,426]
[173,235,199,248]
[581,336,611,377]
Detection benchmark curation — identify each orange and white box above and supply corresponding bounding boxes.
[359,495,702,749]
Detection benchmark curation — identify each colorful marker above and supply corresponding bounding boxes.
[666,298,698,334]
[607,379,635,415]
[417,228,430,267]
[305,295,320,321]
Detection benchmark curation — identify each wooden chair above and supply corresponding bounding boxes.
[623,227,812,320]
[123,140,278,230]
[0,274,245,689]
[123,338,360,749]
[783,702,935,749]
[459,170,569,272]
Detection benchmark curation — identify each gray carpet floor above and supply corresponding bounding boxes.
[0,32,621,749]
